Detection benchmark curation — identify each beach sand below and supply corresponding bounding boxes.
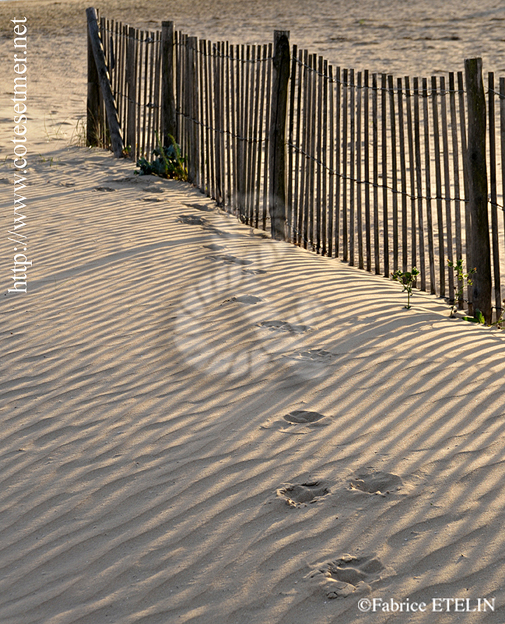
[2,1,505,623]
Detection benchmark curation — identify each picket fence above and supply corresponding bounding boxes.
[86,8,505,321]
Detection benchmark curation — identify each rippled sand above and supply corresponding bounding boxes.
[2,1,505,623]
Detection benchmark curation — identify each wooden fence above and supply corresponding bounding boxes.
[86,8,505,322]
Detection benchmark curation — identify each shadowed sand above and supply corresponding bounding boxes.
[2,1,505,623]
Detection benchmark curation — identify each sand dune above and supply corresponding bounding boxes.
[2,1,505,623]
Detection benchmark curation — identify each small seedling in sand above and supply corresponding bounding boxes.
[38,155,54,166]
[448,258,476,314]
[43,114,68,142]
[462,310,485,325]
[69,118,87,147]
[136,132,188,181]
[392,267,419,309]
[463,303,505,328]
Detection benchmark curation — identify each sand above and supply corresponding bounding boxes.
[2,1,505,623]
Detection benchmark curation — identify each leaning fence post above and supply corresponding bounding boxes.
[269,30,290,240]
[161,21,177,147]
[86,11,101,147]
[86,7,124,157]
[464,57,492,322]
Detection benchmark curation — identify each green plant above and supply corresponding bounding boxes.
[392,267,420,309]
[43,114,68,142]
[69,118,87,147]
[136,132,188,181]
[463,310,485,325]
[448,258,476,311]
[463,302,505,328]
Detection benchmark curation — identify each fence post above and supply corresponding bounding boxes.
[86,11,101,147]
[86,7,124,157]
[464,57,492,322]
[161,21,177,148]
[269,30,290,240]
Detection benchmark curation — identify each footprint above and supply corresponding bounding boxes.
[142,196,163,202]
[277,481,330,507]
[178,214,206,226]
[349,471,403,496]
[257,320,311,334]
[261,410,330,432]
[184,202,214,211]
[209,254,253,266]
[242,268,267,275]
[289,349,338,362]
[203,243,225,251]
[144,187,165,193]
[222,294,263,305]
[308,553,384,599]
[94,186,116,192]
[283,410,325,424]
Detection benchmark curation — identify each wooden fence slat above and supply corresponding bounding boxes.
[422,77,436,294]
[225,42,232,207]
[388,74,398,273]
[308,54,317,248]
[501,77,505,286]
[197,39,206,193]
[126,26,137,158]
[213,42,222,203]
[372,73,379,274]
[457,71,472,309]
[229,44,237,210]
[247,45,259,219]
[153,32,162,145]
[161,21,176,148]
[440,76,455,301]
[364,70,371,272]
[263,42,273,231]
[335,66,341,258]
[413,77,425,290]
[136,30,144,159]
[431,75,445,298]
[397,77,408,272]
[299,51,309,249]
[206,40,216,200]
[488,72,501,317]
[316,56,324,254]
[342,68,349,262]
[349,68,356,266]
[405,77,416,272]
[328,64,335,257]
[291,46,303,245]
[255,44,268,228]
[322,60,328,256]
[381,74,389,277]
[356,71,363,269]
[449,73,463,272]
[146,32,155,156]
[243,44,252,221]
